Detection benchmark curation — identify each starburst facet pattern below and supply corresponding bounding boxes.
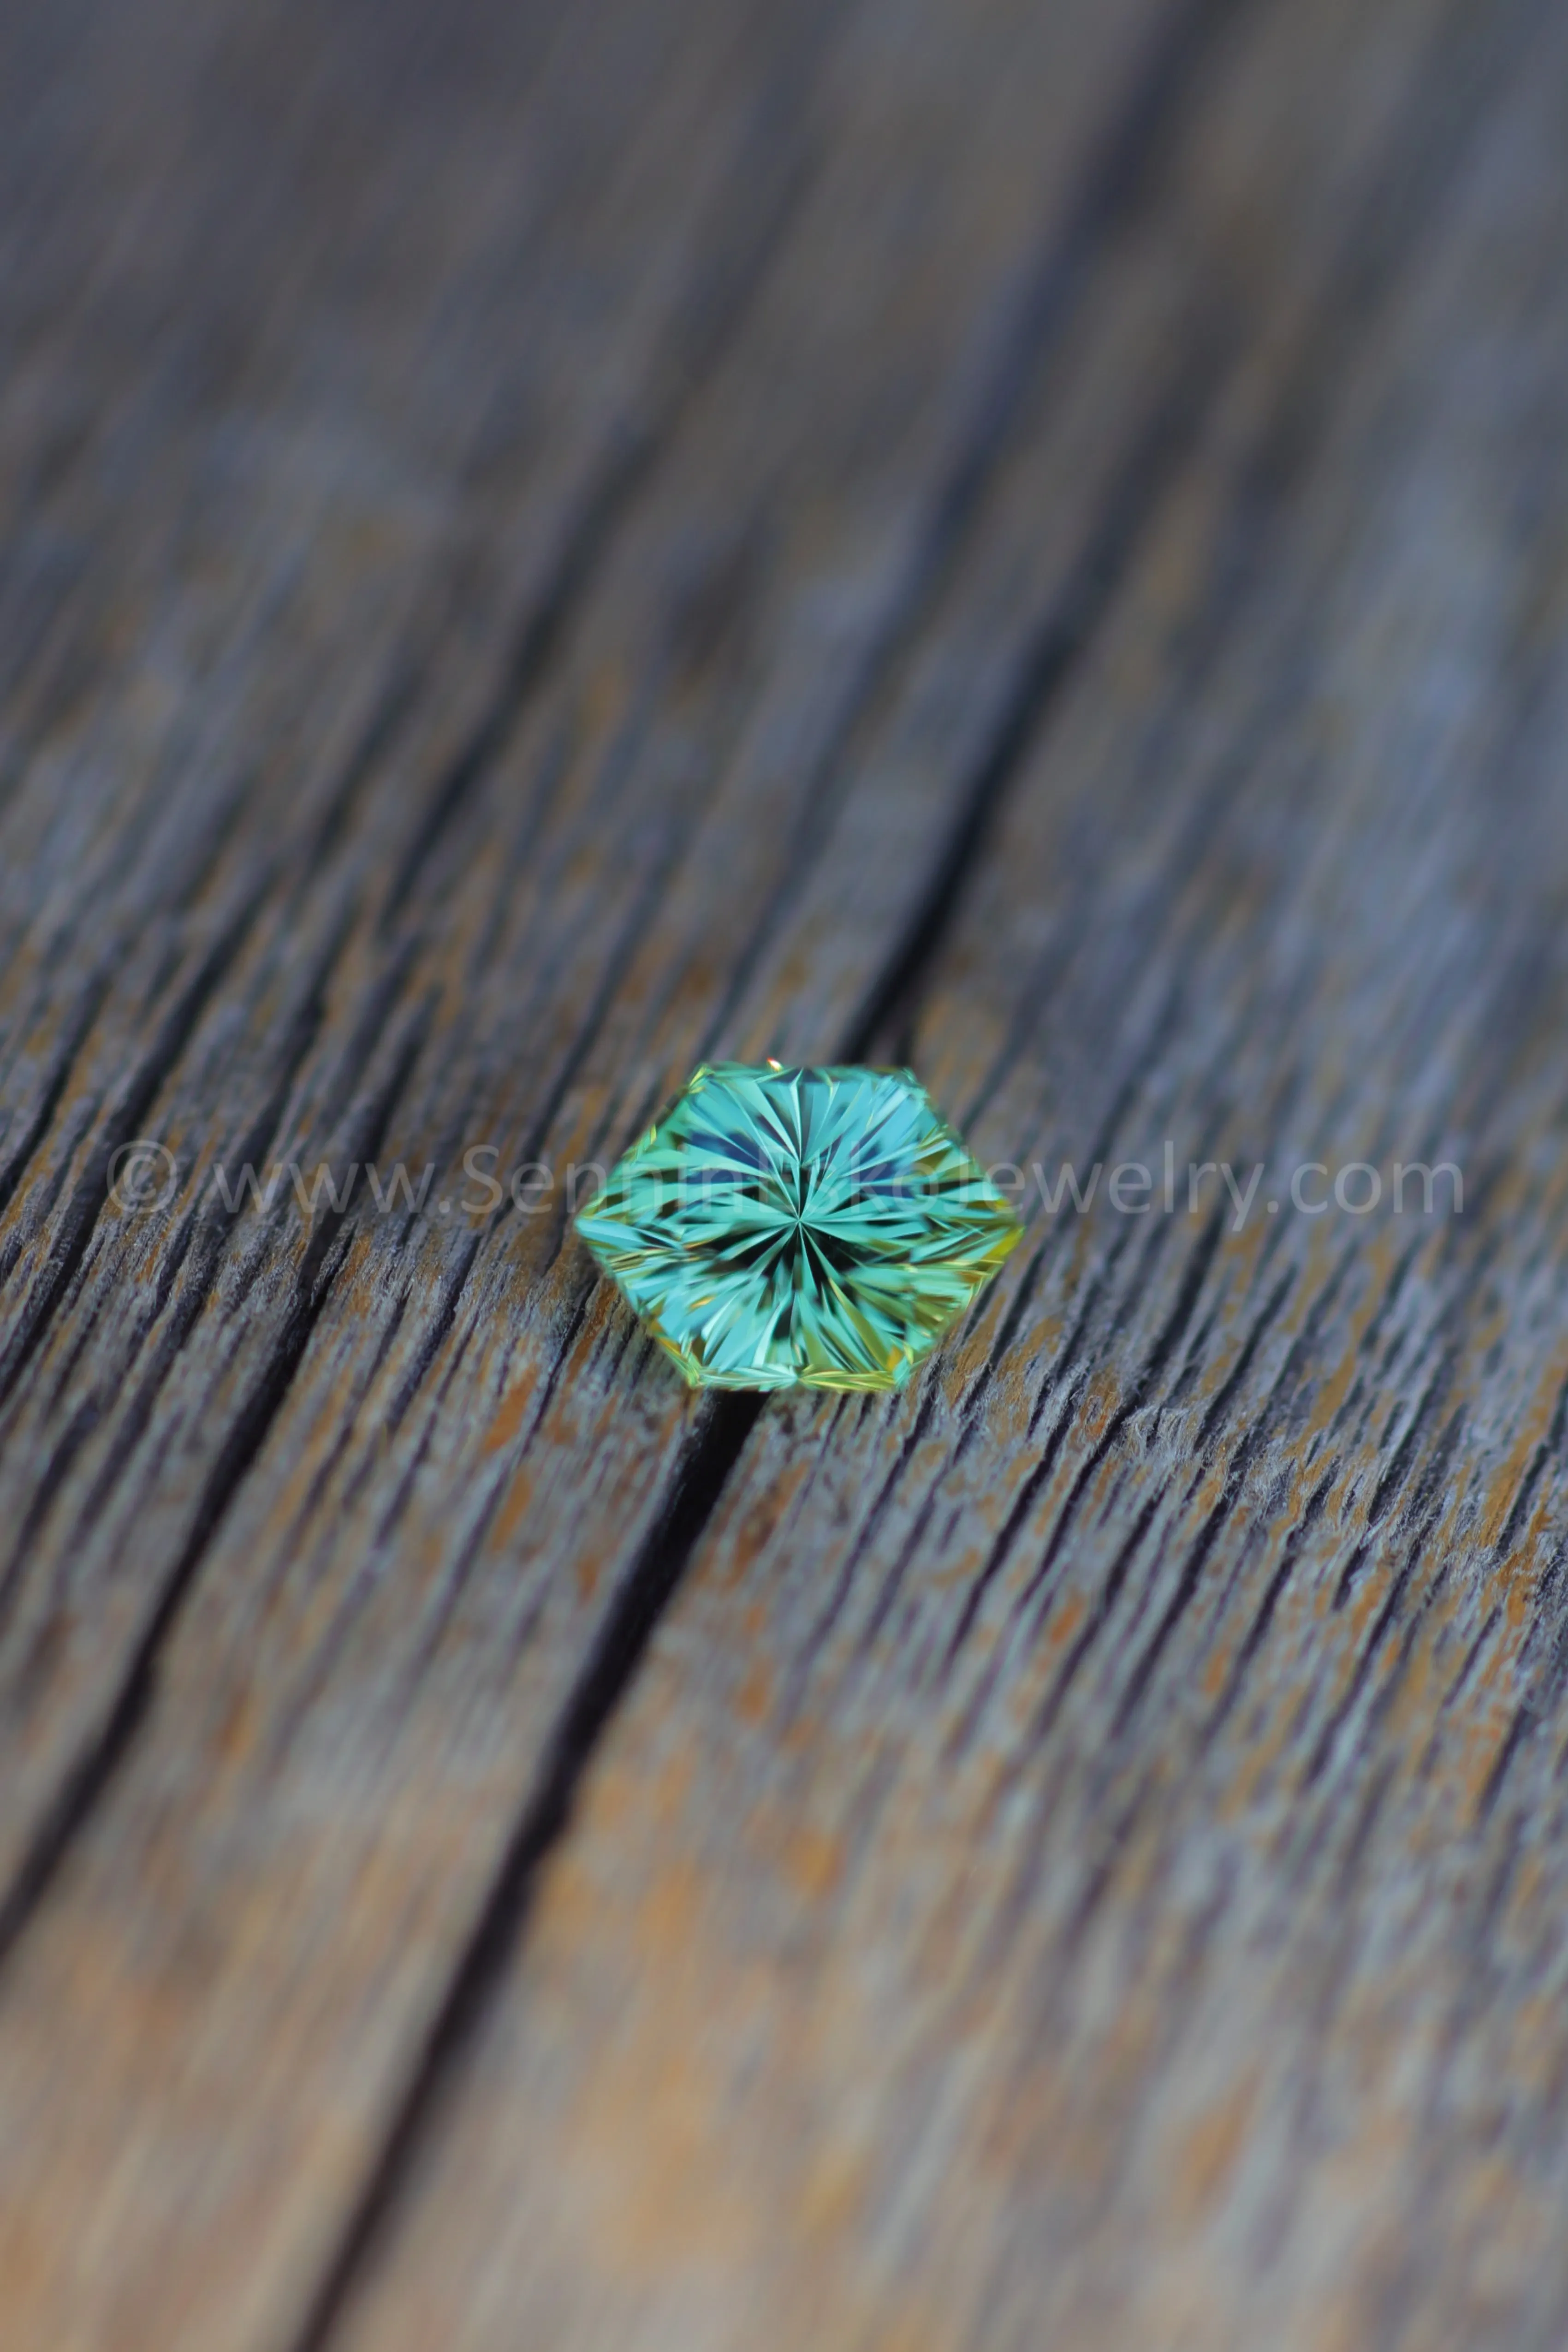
[575,1063,1022,1391]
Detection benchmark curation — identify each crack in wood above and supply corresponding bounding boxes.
[0,884,267,1416]
[285,1388,764,2352]
[0,1000,434,1960]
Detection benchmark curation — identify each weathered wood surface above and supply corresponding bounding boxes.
[2,0,1568,2345]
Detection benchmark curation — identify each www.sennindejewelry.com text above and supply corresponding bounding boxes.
[105,1141,1464,1233]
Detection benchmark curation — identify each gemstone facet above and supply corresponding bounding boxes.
[576,1062,1022,1392]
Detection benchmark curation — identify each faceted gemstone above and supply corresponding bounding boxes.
[576,1062,1022,1392]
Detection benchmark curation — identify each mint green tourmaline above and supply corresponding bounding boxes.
[575,1063,1022,1392]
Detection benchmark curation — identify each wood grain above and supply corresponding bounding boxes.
[1,0,1567,2346]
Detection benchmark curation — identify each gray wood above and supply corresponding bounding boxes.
[1,0,1566,2346]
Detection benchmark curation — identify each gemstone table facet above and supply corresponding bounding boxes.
[575,1062,1022,1392]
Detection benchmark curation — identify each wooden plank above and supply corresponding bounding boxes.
[0,0,1560,2344]
[0,0,1260,2342]
[309,4,1568,2349]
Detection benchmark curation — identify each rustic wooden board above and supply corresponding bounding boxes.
[2,0,1567,2346]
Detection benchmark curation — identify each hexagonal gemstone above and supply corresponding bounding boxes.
[575,1062,1022,1391]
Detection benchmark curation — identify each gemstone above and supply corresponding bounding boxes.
[576,1061,1022,1392]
